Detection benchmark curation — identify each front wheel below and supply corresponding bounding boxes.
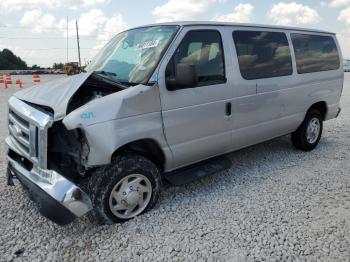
[88,153,161,224]
[291,109,323,151]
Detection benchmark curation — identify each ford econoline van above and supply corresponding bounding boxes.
[6,22,343,225]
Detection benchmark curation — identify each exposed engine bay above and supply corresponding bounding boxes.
[41,73,128,181]
[47,121,89,181]
[66,73,125,114]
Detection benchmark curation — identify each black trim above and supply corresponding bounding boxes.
[8,163,77,226]
[336,107,341,118]
[164,155,232,185]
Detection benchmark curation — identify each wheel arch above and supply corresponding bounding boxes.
[111,138,166,171]
[307,101,327,120]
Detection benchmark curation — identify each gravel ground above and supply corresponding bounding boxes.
[1,74,350,261]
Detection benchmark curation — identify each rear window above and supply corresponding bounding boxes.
[291,34,340,74]
[233,31,293,80]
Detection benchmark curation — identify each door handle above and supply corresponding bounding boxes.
[225,102,232,116]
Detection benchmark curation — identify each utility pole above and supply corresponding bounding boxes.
[76,20,82,71]
[66,16,69,63]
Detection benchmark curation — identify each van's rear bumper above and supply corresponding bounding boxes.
[325,105,341,120]
[6,137,93,225]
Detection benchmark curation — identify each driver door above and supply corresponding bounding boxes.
[158,27,234,170]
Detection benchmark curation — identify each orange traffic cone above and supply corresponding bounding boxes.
[33,74,40,84]
[16,79,23,88]
[4,74,12,88]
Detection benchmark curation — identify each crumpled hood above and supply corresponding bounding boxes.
[14,73,91,120]
[63,83,160,129]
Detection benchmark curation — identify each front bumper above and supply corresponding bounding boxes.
[6,137,93,225]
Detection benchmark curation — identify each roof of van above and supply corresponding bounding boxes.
[133,21,335,35]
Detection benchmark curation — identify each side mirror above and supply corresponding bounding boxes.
[166,63,197,90]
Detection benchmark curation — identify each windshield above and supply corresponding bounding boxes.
[86,25,179,85]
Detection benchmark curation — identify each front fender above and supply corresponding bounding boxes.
[80,113,172,168]
[61,84,173,168]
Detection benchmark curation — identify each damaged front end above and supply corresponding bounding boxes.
[6,68,160,225]
[47,121,90,181]
[5,71,140,225]
[5,96,93,225]
[5,24,174,225]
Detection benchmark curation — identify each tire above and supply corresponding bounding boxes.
[291,109,323,151]
[88,153,162,224]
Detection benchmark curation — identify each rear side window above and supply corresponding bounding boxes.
[291,34,340,74]
[166,30,225,88]
[233,31,293,80]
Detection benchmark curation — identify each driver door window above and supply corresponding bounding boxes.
[166,30,226,90]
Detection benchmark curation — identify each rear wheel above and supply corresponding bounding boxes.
[291,109,323,151]
[88,153,161,224]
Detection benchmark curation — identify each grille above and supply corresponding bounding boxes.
[7,97,53,169]
[8,109,32,155]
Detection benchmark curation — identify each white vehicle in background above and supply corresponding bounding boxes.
[5,22,343,225]
[344,60,350,72]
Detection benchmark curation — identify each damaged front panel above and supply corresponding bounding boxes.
[62,83,172,168]
[14,71,171,176]
[47,121,89,181]
[66,73,126,114]
[15,73,91,120]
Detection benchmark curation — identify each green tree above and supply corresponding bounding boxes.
[53,62,64,70]
[30,64,40,70]
[0,49,27,70]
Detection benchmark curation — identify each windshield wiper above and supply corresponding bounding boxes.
[118,80,139,86]
[95,70,116,77]
[92,70,128,88]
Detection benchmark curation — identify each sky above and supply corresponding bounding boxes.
[0,0,350,67]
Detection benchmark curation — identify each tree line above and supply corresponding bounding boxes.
[0,49,27,70]
[0,48,64,70]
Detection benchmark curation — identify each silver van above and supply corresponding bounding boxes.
[6,22,343,225]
